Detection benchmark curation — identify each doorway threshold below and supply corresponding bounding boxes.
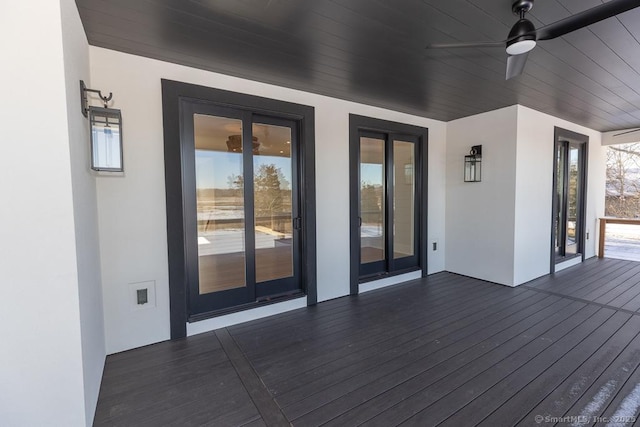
[186,295,306,336]
[555,255,583,272]
[359,269,422,294]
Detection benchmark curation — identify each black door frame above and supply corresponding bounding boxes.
[550,126,588,274]
[252,115,302,300]
[180,102,255,315]
[355,130,388,278]
[357,130,421,278]
[348,114,428,295]
[180,103,303,315]
[162,79,316,339]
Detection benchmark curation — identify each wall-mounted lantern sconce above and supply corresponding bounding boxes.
[464,145,482,182]
[80,80,123,172]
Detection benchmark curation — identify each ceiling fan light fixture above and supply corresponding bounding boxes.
[506,39,536,55]
[425,0,640,80]
[506,18,537,55]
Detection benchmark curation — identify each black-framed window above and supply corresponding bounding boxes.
[349,114,428,295]
[162,79,316,339]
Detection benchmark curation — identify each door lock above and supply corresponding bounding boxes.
[293,217,302,230]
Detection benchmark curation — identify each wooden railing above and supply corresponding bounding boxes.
[598,217,640,258]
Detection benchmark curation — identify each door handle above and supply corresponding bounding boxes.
[293,217,302,230]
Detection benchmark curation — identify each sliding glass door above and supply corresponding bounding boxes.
[552,127,588,267]
[183,102,301,314]
[358,131,419,278]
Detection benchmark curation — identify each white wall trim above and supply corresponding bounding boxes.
[186,297,307,336]
[359,271,423,293]
[186,269,423,336]
[555,256,584,272]
[602,129,640,146]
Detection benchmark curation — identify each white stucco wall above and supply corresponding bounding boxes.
[0,1,89,425]
[445,104,605,288]
[445,106,519,286]
[60,0,106,424]
[89,47,448,354]
[514,105,605,285]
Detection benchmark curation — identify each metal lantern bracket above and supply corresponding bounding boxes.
[80,80,113,117]
[464,144,483,182]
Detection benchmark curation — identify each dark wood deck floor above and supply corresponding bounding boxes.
[94,258,640,426]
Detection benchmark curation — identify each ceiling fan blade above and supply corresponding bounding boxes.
[535,0,640,41]
[426,41,505,49]
[506,52,529,80]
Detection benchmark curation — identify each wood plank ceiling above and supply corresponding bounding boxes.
[75,0,640,131]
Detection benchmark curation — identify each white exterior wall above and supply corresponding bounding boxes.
[445,106,519,286]
[445,104,605,288]
[89,47,448,354]
[0,1,94,425]
[513,105,605,285]
[60,0,106,423]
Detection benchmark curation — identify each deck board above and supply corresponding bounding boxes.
[325,302,600,427]
[525,258,640,314]
[276,292,551,413]
[94,258,640,426]
[248,283,515,385]
[440,311,636,426]
[509,315,640,426]
[393,307,617,426]
[271,290,546,403]
[301,295,574,426]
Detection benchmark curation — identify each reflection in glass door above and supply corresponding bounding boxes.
[195,114,247,294]
[359,131,419,278]
[553,128,587,266]
[184,104,301,314]
[393,140,415,260]
[360,136,386,273]
[554,144,566,256]
[252,120,296,290]
[566,145,580,255]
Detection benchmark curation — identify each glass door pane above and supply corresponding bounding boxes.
[393,140,415,259]
[194,114,246,294]
[184,103,303,315]
[553,129,586,268]
[555,144,566,255]
[252,122,294,283]
[360,136,386,264]
[566,145,580,255]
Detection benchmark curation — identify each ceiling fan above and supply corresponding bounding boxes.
[426,0,640,80]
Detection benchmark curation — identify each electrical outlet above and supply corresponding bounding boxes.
[431,239,439,251]
[129,280,156,311]
[137,288,148,305]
